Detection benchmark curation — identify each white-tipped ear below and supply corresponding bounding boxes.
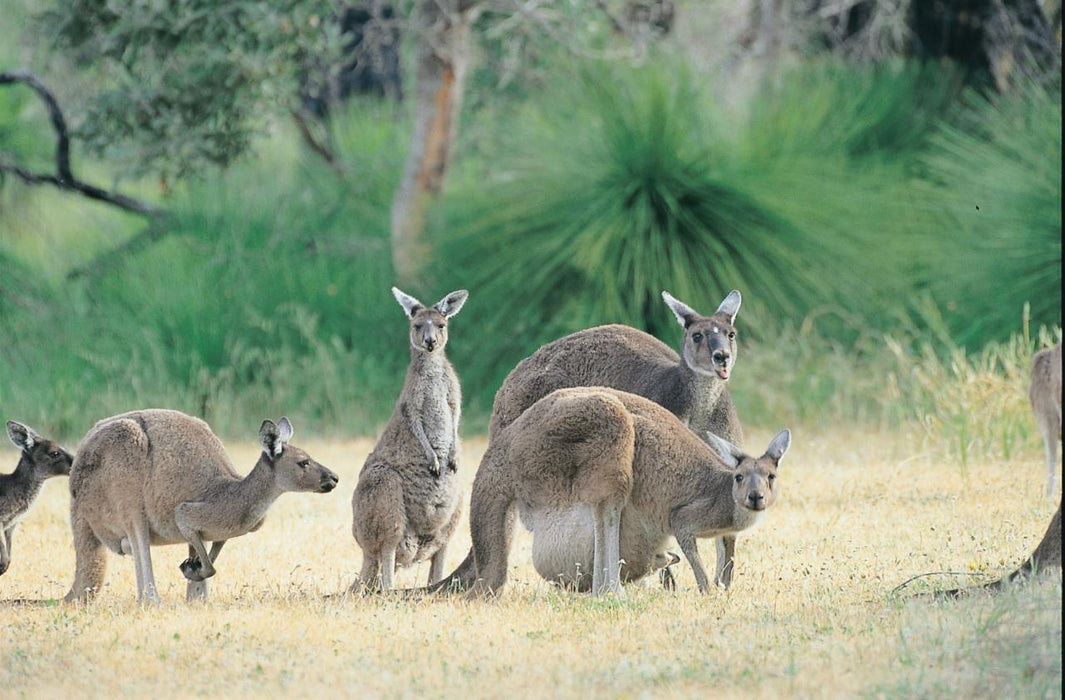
[278,417,294,444]
[765,429,791,464]
[706,431,742,468]
[7,421,40,451]
[391,287,424,318]
[434,289,469,319]
[715,290,741,324]
[662,291,698,328]
[259,419,284,457]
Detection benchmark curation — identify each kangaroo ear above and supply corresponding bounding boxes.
[7,421,40,451]
[259,419,284,457]
[277,417,294,443]
[661,291,699,328]
[434,289,469,319]
[391,287,424,318]
[765,429,791,465]
[715,290,742,324]
[705,431,742,468]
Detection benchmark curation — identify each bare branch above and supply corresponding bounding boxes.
[291,109,346,178]
[0,69,162,217]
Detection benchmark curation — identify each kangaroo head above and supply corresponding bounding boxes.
[258,417,339,494]
[707,429,790,512]
[7,420,73,478]
[392,287,469,354]
[662,290,741,381]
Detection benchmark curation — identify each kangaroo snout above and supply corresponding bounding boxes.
[319,469,339,493]
[746,491,765,510]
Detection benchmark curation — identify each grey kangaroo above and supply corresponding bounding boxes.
[349,288,468,592]
[1,421,74,576]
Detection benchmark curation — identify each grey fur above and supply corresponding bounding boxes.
[444,290,745,588]
[1029,343,1061,498]
[63,410,337,604]
[430,388,790,597]
[349,288,468,592]
[1,422,73,576]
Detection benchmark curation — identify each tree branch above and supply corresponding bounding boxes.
[0,69,162,217]
[290,109,346,178]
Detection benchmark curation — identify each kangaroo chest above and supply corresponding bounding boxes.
[0,478,42,527]
[408,363,458,450]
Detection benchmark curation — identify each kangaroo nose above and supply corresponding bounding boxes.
[320,471,339,492]
[712,349,729,365]
[747,492,764,508]
[424,339,436,351]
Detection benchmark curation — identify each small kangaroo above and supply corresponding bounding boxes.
[1,422,74,576]
[448,289,745,588]
[1029,343,1061,498]
[349,287,468,592]
[63,410,338,604]
[431,387,790,597]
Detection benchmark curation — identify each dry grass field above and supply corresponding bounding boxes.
[1,428,1061,698]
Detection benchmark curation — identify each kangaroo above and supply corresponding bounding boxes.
[430,387,790,597]
[448,289,745,589]
[63,410,338,604]
[1,422,74,576]
[1029,343,1061,498]
[349,287,468,592]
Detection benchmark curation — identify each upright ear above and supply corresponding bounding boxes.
[7,421,41,451]
[259,419,284,458]
[764,429,791,465]
[715,290,742,324]
[433,289,469,319]
[391,287,424,318]
[661,291,699,328]
[706,431,743,468]
[277,417,294,444]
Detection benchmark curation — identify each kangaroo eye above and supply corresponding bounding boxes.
[767,473,776,482]
[734,474,743,483]
[692,333,703,343]
[437,323,445,330]
[728,331,736,340]
[413,323,423,331]
[49,450,61,458]
[298,460,309,469]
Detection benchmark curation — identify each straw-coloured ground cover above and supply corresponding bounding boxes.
[1,430,1060,697]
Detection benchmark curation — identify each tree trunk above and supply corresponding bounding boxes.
[390,0,474,284]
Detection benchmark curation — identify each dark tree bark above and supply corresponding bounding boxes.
[0,70,161,217]
[390,0,476,284]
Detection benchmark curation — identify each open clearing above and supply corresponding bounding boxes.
[1,428,1060,698]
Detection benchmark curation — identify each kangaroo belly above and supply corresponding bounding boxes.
[523,504,669,588]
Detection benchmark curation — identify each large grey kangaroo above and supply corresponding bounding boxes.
[447,289,746,590]
[429,387,790,597]
[349,288,468,592]
[1029,343,1061,498]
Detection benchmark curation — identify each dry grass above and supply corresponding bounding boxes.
[1,429,1060,698]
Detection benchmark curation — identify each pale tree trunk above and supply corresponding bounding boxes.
[390,0,475,284]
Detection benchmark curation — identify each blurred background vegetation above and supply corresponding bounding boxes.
[0,1,1060,456]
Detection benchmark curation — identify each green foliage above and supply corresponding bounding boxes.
[434,59,963,407]
[34,0,344,180]
[913,77,1062,345]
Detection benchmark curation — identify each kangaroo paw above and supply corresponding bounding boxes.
[660,566,676,591]
[180,557,205,582]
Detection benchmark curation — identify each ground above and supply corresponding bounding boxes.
[1,428,1060,697]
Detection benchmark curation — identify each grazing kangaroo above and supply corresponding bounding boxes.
[1,422,74,576]
[448,289,745,588]
[1029,343,1061,498]
[430,387,790,597]
[63,411,338,604]
[349,287,468,592]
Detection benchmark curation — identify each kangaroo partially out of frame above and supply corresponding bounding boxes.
[447,290,746,590]
[1,422,73,576]
[64,411,337,604]
[1029,343,1061,498]
[349,288,468,592]
[430,388,790,597]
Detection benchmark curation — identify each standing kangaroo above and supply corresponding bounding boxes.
[430,388,790,597]
[349,288,468,592]
[448,290,745,589]
[64,411,338,604]
[1,422,74,576]
[1029,343,1061,498]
